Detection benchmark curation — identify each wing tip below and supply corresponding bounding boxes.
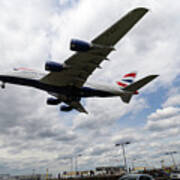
[144,74,159,81]
[133,7,149,13]
[151,74,159,79]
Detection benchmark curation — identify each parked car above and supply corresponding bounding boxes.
[119,174,154,180]
[170,170,180,179]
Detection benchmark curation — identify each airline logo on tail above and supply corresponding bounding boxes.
[116,72,139,94]
[117,72,137,88]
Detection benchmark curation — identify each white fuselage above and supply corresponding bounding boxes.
[86,81,123,95]
[0,69,124,97]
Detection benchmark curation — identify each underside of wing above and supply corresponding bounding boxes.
[92,7,149,45]
[40,53,104,87]
[40,8,149,88]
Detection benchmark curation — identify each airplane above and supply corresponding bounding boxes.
[0,7,158,114]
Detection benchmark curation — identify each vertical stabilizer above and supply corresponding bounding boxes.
[120,74,159,103]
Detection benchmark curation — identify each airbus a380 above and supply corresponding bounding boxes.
[0,8,158,113]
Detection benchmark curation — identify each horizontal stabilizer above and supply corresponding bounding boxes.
[120,94,133,103]
[123,75,159,92]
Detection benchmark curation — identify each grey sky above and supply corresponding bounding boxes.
[0,0,180,176]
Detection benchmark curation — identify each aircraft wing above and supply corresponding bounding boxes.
[41,8,149,87]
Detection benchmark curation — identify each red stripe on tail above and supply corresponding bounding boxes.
[123,73,136,78]
[116,81,127,87]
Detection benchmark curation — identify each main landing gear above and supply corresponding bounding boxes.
[1,82,5,89]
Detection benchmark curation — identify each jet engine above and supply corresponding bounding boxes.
[45,61,64,72]
[70,39,92,52]
[70,39,115,52]
[47,97,61,105]
[60,105,73,112]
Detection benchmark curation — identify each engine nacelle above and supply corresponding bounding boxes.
[60,105,73,112]
[70,39,92,52]
[45,61,64,72]
[47,98,61,105]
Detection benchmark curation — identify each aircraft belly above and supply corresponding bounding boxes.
[0,75,121,98]
[78,87,121,97]
[0,75,67,93]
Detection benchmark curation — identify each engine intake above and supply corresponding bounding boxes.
[60,105,73,112]
[45,61,64,72]
[47,98,61,105]
[70,39,92,52]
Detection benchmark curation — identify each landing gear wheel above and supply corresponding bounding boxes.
[1,83,5,89]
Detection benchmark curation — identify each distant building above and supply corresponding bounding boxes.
[96,166,125,175]
[0,174,10,180]
[11,174,52,180]
[60,166,125,178]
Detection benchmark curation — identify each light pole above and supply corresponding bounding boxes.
[165,151,177,168]
[70,157,73,172]
[32,169,35,176]
[75,154,82,172]
[115,141,131,172]
[160,159,165,169]
[131,158,136,170]
[143,160,149,167]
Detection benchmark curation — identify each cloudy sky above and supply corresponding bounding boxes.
[0,0,180,176]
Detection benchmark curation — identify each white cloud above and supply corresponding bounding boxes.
[146,115,180,132]
[147,107,180,121]
[163,88,180,107]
